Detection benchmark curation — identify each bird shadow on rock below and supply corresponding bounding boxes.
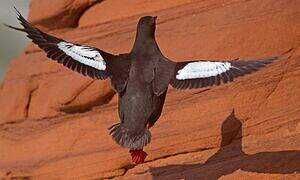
[149,110,300,180]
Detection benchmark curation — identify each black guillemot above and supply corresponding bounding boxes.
[6,7,279,164]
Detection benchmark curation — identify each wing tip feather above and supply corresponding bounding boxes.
[3,23,25,32]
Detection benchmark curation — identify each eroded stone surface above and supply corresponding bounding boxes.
[28,0,101,29]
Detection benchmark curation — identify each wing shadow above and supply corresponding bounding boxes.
[149,110,300,180]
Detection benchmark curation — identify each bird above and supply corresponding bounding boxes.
[6,7,279,164]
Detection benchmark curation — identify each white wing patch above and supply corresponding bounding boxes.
[176,61,231,80]
[57,42,106,70]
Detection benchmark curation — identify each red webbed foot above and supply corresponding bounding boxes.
[129,149,148,164]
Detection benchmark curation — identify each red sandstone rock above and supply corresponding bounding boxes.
[0,0,299,179]
[78,0,195,27]
[28,0,101,29]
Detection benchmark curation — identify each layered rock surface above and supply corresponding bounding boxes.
[0,0,299,179]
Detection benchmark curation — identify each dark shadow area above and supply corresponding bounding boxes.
[150,110,300,180]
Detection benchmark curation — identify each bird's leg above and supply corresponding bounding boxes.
[129,149,148,164]
[129,122,152,164]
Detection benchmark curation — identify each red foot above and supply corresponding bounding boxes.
[129,149,148,164]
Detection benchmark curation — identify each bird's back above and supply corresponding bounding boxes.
[110,42,167,149]
[122,49,159,127]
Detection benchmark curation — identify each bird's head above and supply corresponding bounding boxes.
[136,16,157,38]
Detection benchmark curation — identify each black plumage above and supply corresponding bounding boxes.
[6,7,280,164]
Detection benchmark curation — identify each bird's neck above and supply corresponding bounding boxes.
[131,32,160,54]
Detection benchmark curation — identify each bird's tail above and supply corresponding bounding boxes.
[109,123,151,149]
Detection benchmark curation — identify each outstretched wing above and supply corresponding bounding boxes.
[170,56,278,89]
[5,7,116,80]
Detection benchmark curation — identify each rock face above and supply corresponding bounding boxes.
[0,0,299,179]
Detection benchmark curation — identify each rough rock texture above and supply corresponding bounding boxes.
[0,0,300,179]
[28,0,102,29]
